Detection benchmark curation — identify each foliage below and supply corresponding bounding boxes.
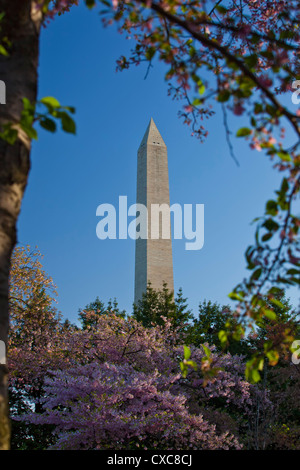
[174,287,193,328]
[9,245,61,348]
[0,12,11,56]
[187,300,251,356]
[249,291,299,358]
[0,96,76,145]
[264,360,300,450]
[133,283,193,332]
[78,296,126,330]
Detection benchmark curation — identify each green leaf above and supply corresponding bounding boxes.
[59,112,76,134]
[266,104,277,117]
[62,106,76,114]
[180,357,197,378]
[265,200,278,216]
[268,287,283,296]
[217,90,230,102]
[186,360,197,370]
[183,345,191,360]
[263,218,279,232]
[280,30,295,40]
[40,117,57,133]
[202,344,211,357]
[228,291,243,301]
[266,350,279,366]
[254,103,263,114]
[263,309,277,321]
[250,268,262,281]
[192,98,203,106]
[250,368,260,383]
[179,361,187,378]
[215,5,227,14]
[244,54,258,69]
[258,358,264,371]
[277,151,292,162]
[145,47,156,61]
[269,298,284,309]
[280,178,289,194]
[245,359,262,383]
[189,46,196,57]
[232,324,245,341]
[218,330,227,345]
[0,44,8,56]
[198,83,205,95]
[40,96,61,109]
[287,268,300,275]
[251,34,260,45]
[262,232,273,242]
[236,127,251,137]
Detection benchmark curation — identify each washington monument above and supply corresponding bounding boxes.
[134,118,174,304]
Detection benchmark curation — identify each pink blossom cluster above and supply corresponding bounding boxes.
[9,315,271,449]
[22,362,241,450]
[34,0,79,21]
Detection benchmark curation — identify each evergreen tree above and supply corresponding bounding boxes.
[173,287,193,328]
[133,283,192,332]
[133,283,165,328]
[78,297,107,330]
[78,296,126,330]
[107,298,126,318]
[187,300,250,356]
[61,318,78,332]
[249,291,299,359]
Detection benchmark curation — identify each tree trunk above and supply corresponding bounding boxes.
[0,0,41,449]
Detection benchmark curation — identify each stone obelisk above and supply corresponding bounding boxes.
[134,118,174,304]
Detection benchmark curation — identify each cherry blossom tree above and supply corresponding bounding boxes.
[7,246,298,449]
[20,361,243,450]
[11,312,262,449]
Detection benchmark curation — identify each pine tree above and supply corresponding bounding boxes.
[173,287,193,328]
[107,298,126,318]
[133,283,162,328]
[133,283,192,333]
[78,297,106,330]
[79,297,126,329]
[249,291,299,359]
[187,300,250,356]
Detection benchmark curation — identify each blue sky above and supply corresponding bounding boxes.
[17,2,298,323]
